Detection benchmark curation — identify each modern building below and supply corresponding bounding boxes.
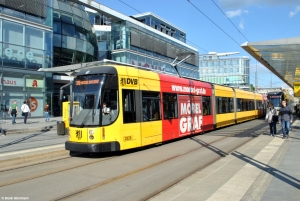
[0,0,199,118]
[82,2,199,79]
[0,0,54,118]
[0,0,98,118]
[199,52,250,87]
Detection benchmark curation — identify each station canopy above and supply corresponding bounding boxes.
[242,36,300,88]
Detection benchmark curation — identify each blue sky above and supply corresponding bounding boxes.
[96,0,300,88]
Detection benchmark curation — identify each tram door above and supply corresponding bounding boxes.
[140,91,162,146]
[122,89,142,149]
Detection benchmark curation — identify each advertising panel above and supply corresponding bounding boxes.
[178,95,202,136]
[26,79,44,88]
[0,77,24,87]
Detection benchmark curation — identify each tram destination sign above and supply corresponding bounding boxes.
[76,80,100,85]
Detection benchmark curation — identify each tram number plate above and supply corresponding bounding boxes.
[124,136,132,141]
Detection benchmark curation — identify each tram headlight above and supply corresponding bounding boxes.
[89,130,94,135]
[89,135,94,140]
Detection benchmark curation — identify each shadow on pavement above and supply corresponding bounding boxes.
[0,132,46,148]
[232,151,300,189]
[190,137,228,157]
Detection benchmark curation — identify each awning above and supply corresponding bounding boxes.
[242,36,300,88]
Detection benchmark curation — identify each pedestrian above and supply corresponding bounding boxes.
[265,103,278,137]
[44,103,50,122]
[8,100,18,124]
[102,102,110,114]
[0,123,5,136]
[279,100,293,139]
[21,101,31,124]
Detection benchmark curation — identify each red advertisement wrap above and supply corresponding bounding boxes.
[159,74,214,141]
[178,95,202,136]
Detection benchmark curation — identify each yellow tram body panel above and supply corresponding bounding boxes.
[215,113,235,128]
[116,66,163,149]
[214,85,234,97]
[235,89,256,123]
[214,85,235,128]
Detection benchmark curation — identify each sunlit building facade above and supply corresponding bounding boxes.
[199,53,250,87]
[0,0,98,118]
[84,1,199,79]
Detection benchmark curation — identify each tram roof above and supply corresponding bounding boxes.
[242,36,300,88]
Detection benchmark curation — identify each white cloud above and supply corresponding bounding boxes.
[289,6,300,17]
[226,9,241,18]
[225,9,249,18]
[239,18,245,29]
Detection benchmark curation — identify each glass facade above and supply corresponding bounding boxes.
[110,21,199,79]
[199,55,250,87]
[0,1,56,118]
[95,30,111,60]
[52,0,98,66]
[1,19,53,69]
[0,0,53,27]
[132,13,186,42]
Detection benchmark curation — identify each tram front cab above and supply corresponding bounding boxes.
[65,66,122,153]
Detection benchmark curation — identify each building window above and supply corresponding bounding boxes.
[3,20,24,46]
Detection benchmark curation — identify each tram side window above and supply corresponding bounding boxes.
[229,98,234,112]
[237,99,255,111]
[202,96,211,115]
[122,90,136,123]
[163,93,178,119]
[236,98,241,111]
[216,97,233,114]
[249,100,254,110]
[216,97,222,114]
[142,91,161,122]
[216,97,227,114]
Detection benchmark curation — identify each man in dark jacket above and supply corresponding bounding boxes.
[279,100,293,139]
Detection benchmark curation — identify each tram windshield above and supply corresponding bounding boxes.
[269,96,281,108]
[70,75,119,127]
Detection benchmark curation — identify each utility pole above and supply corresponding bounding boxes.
[255,61,257,92]
[270,74,272,88]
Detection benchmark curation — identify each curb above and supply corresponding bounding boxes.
[5,125,57,135]
[0,149,69,171]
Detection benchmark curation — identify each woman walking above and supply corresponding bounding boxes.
[21,101,31,124]
[265,103,278,136]
[8,100,18,124]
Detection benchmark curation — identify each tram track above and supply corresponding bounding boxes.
[53,121,268,201]
[0,154,117,187]
[0,120,269,201]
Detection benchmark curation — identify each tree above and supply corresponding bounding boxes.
[249,84,255,92]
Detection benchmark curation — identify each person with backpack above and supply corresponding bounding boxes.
[21,101,31,124]
[265,103,278,137]
[8,100,18,124]
[44,103,50,122]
